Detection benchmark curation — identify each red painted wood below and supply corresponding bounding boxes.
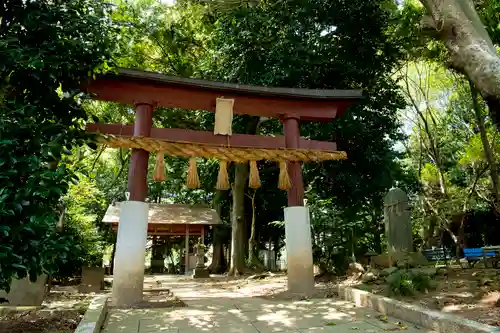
[86,123,337,151]
[128,103,154,201]
[111,223,204,235]
[87,79,350,122]
[283,115,305,207]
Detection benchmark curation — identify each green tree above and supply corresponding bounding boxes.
[0,0,117,291]
[203,0,409,273]
[401,61,498,252]
[416,0,500,127]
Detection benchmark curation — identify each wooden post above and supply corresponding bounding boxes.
[128,103,154,201]
[201,226,205,244]
[282,114,313,295]
[283,114,304,206]
[111,102,154,306]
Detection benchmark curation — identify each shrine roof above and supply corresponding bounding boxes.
[113,68,363,100]
[102,202,222,225]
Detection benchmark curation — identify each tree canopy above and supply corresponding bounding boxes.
[0,0,117,291]
[1,0,500,288]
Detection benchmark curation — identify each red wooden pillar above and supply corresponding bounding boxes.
[128,103,154,201]
[283,114,305,207]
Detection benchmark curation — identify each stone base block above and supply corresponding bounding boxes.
[0,274,47,306]
[284,206,314,296]
[112,201,149,307]
[337,285,496,333]
[79,267,104,294]
[192,268,210,278]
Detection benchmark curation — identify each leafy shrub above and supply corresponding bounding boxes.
[387,271,414,296]
[0,0,117,292]
[411,272,433,292]
[387,270,434,296]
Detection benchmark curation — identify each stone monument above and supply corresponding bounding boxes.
[384,187,412,259]
[192,240,210,278]
[79,266,105,293]
[0,274,48,306]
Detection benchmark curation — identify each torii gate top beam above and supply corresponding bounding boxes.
[86,68,362,122]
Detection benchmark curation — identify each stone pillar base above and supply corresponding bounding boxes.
[112,201,149,307]
[192,268,210,279]
[284,206,314,296]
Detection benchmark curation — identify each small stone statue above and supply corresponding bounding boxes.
[192,238,209,278]
[195,242,206,268]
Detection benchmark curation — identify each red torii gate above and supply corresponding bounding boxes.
[86,68,361,306]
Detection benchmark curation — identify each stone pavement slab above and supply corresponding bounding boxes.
[102,276,429,333]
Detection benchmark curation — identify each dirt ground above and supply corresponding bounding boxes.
[175,272,338,300]
[110,289,186,309]
[175,270,500,327]
[4,269,497,332]
[0,286,93,333]
[0,309,83,333]
[353,267,500,327]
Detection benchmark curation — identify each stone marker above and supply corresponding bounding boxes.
[406,251,429,267]
[384,188,412,255]
[0,274,47,306]
[79,267,104,294]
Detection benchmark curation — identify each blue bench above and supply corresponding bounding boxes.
[463,248,497,268]
[422,247,453,263]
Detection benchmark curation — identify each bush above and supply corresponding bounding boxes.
[411,271,433,292]
[387,270,434,296]
[0,0,117,292]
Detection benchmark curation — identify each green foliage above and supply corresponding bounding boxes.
[476,0,500,46]
[65,178,108,265]
[114,0,212,76]
[203,0,410,265]
[401,60,499,248]
[0,0,117,291]
[387,270,433,296]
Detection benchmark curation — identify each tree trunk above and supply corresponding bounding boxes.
[420,0,500,127]
[372,217,382,254]
[46,274,53,294]
[424,216,437,248]
[470,80,500,208]
[226,243,231,268]
[227,116,262,276]
[209,190,227,273]
[228,163,248,276]
[209,242,225,273]
[247,192,257,266]
[247,190,264,270]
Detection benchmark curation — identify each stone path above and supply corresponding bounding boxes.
[102,276,431,333]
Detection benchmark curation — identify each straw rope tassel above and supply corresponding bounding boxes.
[249,160,261,189]
[186,157,201,189]
[153,151,166,182]
[216,160,230,190]
[278,161,292,190]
